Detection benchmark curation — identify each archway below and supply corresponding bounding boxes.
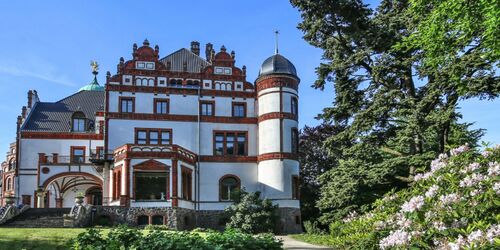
[86,186,103,205]
[42,172,102,208]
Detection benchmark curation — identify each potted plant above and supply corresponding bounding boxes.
[75,192,85,205]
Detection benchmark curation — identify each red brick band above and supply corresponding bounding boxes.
[256,76,299,92]
[258,112,297,122]
[199,155,257,162]
[107,112,257,124]
[107,84,256,98]
[21,132,103,140]
[257,152,298,162]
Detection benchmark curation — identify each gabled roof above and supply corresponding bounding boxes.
[22,90,105,132]
[159,48,210,73]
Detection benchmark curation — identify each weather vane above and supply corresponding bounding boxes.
[90,60,99,75]
[274,30,280,55]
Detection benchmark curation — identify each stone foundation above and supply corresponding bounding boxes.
[93,206,301,233]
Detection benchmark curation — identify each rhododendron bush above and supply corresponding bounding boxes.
[296,145,500,249]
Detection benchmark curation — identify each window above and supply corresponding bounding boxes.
[181,167,192,201]
[232,103,246,117]
[6,177,12,191]
[154,99,169,114]
[137,130,147,144]
[95,146,104,159]
[292,176,300,200]
[8,159,15,171]
[137,215,149,225]
[152,215,164,225]
[135,172,168,200]
[71,146,85,164]
[200,101,214,116]
[219,175,240,201]
[120,97,134,113]
[291,97,298,116]
[72,112,86,132]
[291,128,299,154]
[213,131,247,156]
[113,169,122,200]
[135,129,172,145]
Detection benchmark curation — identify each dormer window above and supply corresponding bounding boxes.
[72,112,86,132]
[136,61,155,70]
[214,67,232,75]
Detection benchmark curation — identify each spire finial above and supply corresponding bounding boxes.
[274,30,280,54]
[90,60,99,85]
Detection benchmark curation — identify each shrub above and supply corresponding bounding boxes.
[296,145,500,249]
[71,226,283,250]
[224,189,279,234]
[144,224,170,231]
[303,220,324,235]
[71,228,107,250]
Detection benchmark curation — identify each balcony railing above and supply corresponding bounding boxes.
[114,144,197,163]
[39,150,114,165]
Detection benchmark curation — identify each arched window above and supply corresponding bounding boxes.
[135,78,142,86]
[8,159,15,171]
[71,112,86,132]
[219,175,240,201]
[148,79,154,86]
[6,177,12,190]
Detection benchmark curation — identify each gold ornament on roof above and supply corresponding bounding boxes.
[90,60,99,74]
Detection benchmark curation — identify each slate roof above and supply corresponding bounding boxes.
[259,54,297,78]
[22,90,105,132]
[159,48,210,73]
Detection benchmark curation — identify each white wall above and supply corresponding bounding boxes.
[257,159,299,202]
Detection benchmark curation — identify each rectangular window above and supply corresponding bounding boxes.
[72,118,86,132]
[200,101,214,116]
[135,172,168,200]
[137,130,147,145]
[154,99,169,114]
[120,97,134,113]
[292,176,300,200]
[95,146,104,159]
[232,103,246,117]
[291,97,298,116]
[149,131,159,145]
[213,131,247,156]
[71,146,85,164]
[181,167,192,201]
[291,128,299,154]
[135,128,172,145]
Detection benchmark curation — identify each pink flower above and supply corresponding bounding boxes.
[439,193,460,206]
[401,196,425,213]
[461,162,480,174]
[493,182,500,194]
[459,173,485,188]
[425,185,439,198]
[379,230,412,249]
[450,144,470,156]
[488,162,499,176]
[482,151,492,157]
[486,224,500,243]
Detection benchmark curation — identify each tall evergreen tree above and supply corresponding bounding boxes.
[291,0,497,222]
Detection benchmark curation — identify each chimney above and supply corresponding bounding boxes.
[27,90,33,108]
[190,41,200,56]
[205,43,213,61]
[33,90,39,103]
[21,106,27,118]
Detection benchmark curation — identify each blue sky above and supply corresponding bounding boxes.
[0,0,498,156]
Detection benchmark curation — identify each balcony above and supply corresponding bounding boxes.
[114,144,197,164]
[89,149,114,165]
[38,151,113,166]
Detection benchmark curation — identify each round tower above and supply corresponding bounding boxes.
[256,53,300,205]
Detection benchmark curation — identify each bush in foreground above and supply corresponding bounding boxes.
[295,145,500,249]
[71,226,282,250]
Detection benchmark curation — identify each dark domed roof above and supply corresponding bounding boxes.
[258,54,297,78]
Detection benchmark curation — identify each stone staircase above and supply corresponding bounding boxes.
[0,208,71,228]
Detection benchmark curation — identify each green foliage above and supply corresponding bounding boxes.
[71,226,283,250]
[299,124,340,222]
[144,224,170,231]
[295,145,500,249]
[303,220,325,235]
[290,0,494,222]
[224,190,279,234]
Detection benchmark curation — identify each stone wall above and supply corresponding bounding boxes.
[93,206,301,233]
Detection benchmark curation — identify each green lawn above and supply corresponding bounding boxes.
[0,228,109,250]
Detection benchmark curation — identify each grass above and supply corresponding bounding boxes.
[290,234,334,248]
[0,228,110,250]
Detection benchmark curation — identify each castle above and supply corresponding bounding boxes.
[0,40,301,233]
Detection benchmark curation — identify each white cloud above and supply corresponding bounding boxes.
[0,59,76,87]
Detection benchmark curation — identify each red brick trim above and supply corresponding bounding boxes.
[231,102,247,117]
[153,98,170,114]
[258,90,298,98]
[107,112,257,124]
[256,76,299,92]
[107,84,256,98]
[200,100,215,116]
[134,128,172,145]
[258,112,297,122]
[172,159,178,207]
[199,155,257,162]
[21,132,103,140]
[257,152,298,162]
[70,146,86,163]
[119,96,135,113]
[213,131,248,156]
[133,159,169,171]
